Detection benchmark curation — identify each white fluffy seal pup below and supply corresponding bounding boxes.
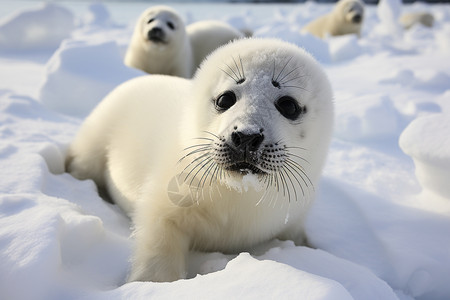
[66,38,334,282]
[124,5,191,77]
[124,5,243,77]
[302,0,365,39]
[399,12,434,30]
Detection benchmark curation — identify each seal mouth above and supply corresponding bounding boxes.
[149,36,167,44]
[147,28,167,44]
[227,162,266,175]
[351,14,362,24]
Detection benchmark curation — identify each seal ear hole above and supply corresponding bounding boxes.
[275,96,304,120]
[215,91,237,112]
[167,21,175,30]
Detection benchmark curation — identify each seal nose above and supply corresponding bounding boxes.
[231,131,265,152]
[148,27,164,40]
[352,14,362,24]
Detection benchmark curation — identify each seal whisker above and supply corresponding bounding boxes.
[232,56,242,79]
[268,172,275,191]
[219,66,239,83]
[183,143,212,151]
[255,176,270,206]
[285,158,315,192]
[193,137,214,142]
[274,171,281,193]
[278,66,300,83]
[184,145,212,155]
[278,169,290,201]
[178,146,212,163]
[202,131,221,140]
[280,75,307,85]
[271,180,281,208]
[259,176,277,207]
[275,56,294,83]
[198,159,217,190]
[181,152,212,179]
[285,152,310,164]
[284,158,307,182]
[281,167,298,202]
[239,55,245,80]
[209,164,221,186]
[272,60,276,81]
[285,146,308,150]
[187,156,214,187]
[281,85,309,92]
[224,62,241,84]
[196,159,217,202]
[282,163,305,197]
[267,174,277,207]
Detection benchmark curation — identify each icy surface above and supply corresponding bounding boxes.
[1,1,450,300]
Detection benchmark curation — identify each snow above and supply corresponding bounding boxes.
[38,38,143,117]
[1,1,450,300]
[376,0,403,37]
[0,3,74,52]
[400,114,450,198]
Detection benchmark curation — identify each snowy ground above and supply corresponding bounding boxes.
[1,1,450,300]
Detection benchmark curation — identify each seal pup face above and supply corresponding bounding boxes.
[138,6,185,50]
[340,0,365,24]
[181,38,334,201]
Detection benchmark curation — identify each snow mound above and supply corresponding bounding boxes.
[309,177,450,299]
[81,2,117,28]
[84,3,112,27]
[381,69,450,92]
[38,38,144,118]
[376,0,403,37]
[259,243,398,300]
[335,94,403,141]
[380,69,415,85]
[0,3,74,52]
[329,35,363,62]
[399,113,450,198]
[93,253,353,300]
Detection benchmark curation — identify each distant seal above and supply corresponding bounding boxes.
[124,5,243,77]
[302,0,365,38]
[399,12,434,30]
[66,38,334,282]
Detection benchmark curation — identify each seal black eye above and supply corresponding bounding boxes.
[215,91,236,112]
[167,21,175,30]
[147,18,155,24]
[275,96,303,120]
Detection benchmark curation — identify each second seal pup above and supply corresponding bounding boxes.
[400,12,434,30]
[302,0,365,39]
[124,5,243,77]
[67,38,334,282]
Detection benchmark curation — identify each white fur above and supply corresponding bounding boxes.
[399,12,434,30]
[67,38,334,282]
[302,0,365,39]
[187,20,244,71]
[124,6,191,77]
[124,5,243,78]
